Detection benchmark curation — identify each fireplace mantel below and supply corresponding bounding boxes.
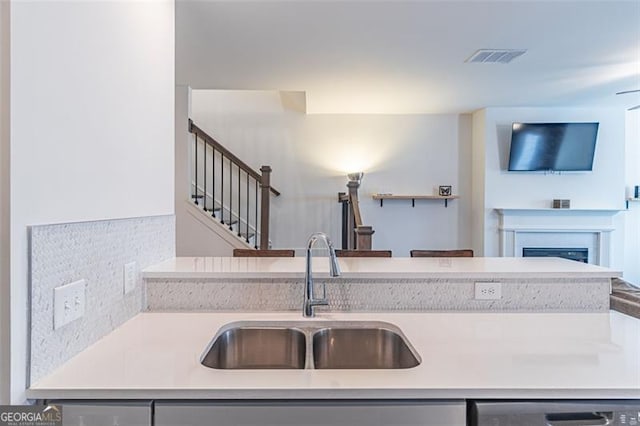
[495,208,621,215]
[494,208,622,266]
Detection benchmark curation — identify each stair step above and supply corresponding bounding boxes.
[240,232,256,239]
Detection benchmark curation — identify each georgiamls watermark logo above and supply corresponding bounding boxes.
[0,405,62,426]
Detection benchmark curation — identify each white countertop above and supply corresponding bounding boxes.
[27,311,640,400]
[142,257,621,280]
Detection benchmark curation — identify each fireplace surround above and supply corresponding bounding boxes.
[495,208,621,266]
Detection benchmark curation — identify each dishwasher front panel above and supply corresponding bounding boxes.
[155,400,466,426]
[470,400,640,426]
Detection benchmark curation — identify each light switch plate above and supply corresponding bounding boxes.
[54,279,86,329]
[474,282,502,300]
[124,261,137,294]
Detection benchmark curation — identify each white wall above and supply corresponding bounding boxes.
[0,0,10,406]
[624,110,640,285]
[8,0,174,403]
[472,107,626,270]
[190,90,472,256]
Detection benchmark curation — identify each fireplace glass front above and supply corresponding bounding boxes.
[522,247,588,263]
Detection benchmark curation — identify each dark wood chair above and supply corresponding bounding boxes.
[233,249,295,257]
[335,250,392,258]
[410,249,474,258]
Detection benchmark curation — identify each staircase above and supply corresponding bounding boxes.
[189,120,280,249]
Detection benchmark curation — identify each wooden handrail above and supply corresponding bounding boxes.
[189,119,280,196]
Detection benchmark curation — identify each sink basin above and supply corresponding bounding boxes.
[312,327,420,369]
[200,321,420,370]
[200,326,306,369]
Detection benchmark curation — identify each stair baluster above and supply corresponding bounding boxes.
[228,158,233,230]
[254,180,259,249]
[203,141,208,212]
[193,134,199,205]
[237,165,241,237]
[245,171,250,243]
[211,146,216,218]
[220,153,225,224]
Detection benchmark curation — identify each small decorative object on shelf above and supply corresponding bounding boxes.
[552,199,570,209]
[438,185,452,197]
[635,185,639,199]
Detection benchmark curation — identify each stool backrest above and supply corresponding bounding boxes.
[233,249,295,257]
[335,250,392,258]
[410,249,474,258]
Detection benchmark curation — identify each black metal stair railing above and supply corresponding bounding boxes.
[189,119,280,249]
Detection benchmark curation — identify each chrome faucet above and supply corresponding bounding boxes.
[303,232,341,317]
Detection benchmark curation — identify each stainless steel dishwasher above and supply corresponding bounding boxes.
[469,400,640,426]
[155,400,466,426]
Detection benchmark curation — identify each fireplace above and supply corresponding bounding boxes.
[495,208,621,267]
[522,247,589,263]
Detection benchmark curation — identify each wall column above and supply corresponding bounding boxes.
[0,0,11,406]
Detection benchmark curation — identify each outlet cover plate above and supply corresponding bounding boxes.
[124,261,137,294]
[475,282,502,300]
[54,279,86,329]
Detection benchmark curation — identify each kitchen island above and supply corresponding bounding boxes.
[26,257,638,426]
[27,310,640,400]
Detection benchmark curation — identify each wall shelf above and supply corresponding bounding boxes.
[372,194,459,208]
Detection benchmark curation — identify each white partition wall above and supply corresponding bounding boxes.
[0,0,10,406]
[7,1,175,403]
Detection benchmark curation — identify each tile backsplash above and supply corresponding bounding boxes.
[145,277,610,313]
[29,215,174,385]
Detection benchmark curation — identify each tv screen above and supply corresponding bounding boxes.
[507,122,599,171]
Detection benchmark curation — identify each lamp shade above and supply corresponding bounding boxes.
[347,172,364,184]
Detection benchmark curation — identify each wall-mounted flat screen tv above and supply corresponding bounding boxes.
[507,122,599,171]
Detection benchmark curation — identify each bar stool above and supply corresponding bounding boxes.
[410,249,474,257]
[233,249,295,257]
[335,250,392,258]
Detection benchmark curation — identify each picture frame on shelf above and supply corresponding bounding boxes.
[438,185,452,197]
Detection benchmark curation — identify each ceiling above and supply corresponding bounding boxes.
[176,0,640,114]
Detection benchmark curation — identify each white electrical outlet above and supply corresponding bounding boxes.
[475,282,502,300]
[124,261,137,295]
[54,279,86,329]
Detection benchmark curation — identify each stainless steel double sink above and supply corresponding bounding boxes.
[200,321,421,370]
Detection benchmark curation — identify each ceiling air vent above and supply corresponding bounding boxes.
[466,49,527,64]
